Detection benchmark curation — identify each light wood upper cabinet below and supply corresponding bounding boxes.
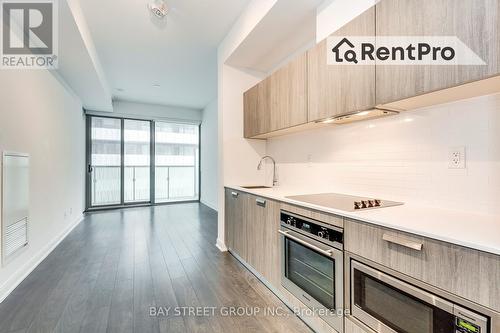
[307,7,376,122]
[243,53,308,139]
[269,53,308,132]
[376,0,500,105]
[244,0,500,138]
[243,85,264,138]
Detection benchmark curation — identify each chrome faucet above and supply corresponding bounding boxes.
[257,156,278,186]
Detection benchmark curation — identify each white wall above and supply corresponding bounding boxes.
[200,99,218,210]
[216,0,275,251]
[0,70,86,301]
[216,64,267,250]
[88,100,202,123]
[218,0,278,63]
[267,93,500,215]
[316,0,376,42]
[220,65,267,187]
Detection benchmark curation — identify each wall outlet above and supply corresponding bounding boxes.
[449,146,466,169]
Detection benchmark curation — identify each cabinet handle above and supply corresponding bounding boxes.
[231,191,238,198]
[383,234,423,251]
[256,198,266,207]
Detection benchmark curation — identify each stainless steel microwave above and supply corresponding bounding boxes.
[348,257,500,333]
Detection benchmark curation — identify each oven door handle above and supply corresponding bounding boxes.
[278,230,334,257]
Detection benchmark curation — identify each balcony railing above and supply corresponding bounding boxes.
[91,165,198,206]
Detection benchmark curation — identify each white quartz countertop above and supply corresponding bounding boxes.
[226,185,500,256]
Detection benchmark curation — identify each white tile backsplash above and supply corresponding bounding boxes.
[266,93,500,215]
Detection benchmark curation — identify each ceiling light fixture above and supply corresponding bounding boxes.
[152,83,161,88]
[148,0,169,19]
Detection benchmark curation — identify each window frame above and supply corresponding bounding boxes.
[85,114,201,211]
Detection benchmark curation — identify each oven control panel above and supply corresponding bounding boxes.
[454,306,488,333]
[456,318,481,333]
[280,211,343,246]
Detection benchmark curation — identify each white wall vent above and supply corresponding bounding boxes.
[2,152,29,265]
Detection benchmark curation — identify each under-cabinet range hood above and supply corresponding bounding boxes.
[316,107,400,125]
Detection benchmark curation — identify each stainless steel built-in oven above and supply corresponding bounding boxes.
[279,210,344,332]
[350,259,493,333]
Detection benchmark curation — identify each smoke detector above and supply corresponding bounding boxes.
[148,0,169,19]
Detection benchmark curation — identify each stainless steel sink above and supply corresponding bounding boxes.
[240,185,272,189]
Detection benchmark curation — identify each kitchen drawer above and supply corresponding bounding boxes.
[280,203,343,228]
[345,219,500,312]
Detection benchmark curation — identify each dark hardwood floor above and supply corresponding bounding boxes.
[0,203,313,333]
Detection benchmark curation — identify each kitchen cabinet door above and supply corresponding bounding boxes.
[376,0,500,105]
[307,7,375,122]
[243,85,264,138]
[225,189,247,260]
[263,198,281,287]
[245,195,280,285]
[225,189,235,251]
[243,53,308,139]
[268,53,308,132]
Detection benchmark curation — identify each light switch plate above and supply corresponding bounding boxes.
[449,146,466,169]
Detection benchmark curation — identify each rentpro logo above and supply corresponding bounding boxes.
[327,36,485,66]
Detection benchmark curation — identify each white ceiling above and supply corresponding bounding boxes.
[58,0,113,112]
[226,0,324,73]
[79,0,250,110]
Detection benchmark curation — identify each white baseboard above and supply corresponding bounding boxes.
[215,238,228,252]
[0,214,84,303]
[200,199,218,212]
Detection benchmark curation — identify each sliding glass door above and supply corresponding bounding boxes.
[89,117,122,206]
[155,122,199,203]
[86,116,199,209]
[124,120,151,203]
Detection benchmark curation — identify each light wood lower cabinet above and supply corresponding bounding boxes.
[345,219,500,312]
[225,189,281,286]
[226,189,346,332]
[225,189,247,260]
[226,190,500,331]
[245,195,281,286]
